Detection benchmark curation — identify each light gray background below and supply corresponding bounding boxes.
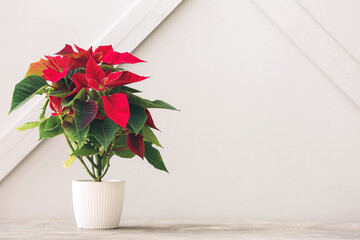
[1,0,360,220]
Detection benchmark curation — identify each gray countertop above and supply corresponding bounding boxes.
[0,220,359,240]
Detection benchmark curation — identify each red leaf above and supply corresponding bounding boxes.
[127,133,144,158]
[74,44,85,52]
[101,93,130,129]
[85,57,104,90]
[104,69,112,77]
[102,51,145,65]
[49,96,62,116]
[74,100,98,130]
[99,71,119,87]
[102,71,123,86]
[105,71,148,88]
[72,73,88,92]
[63,72,88,98]
[55,44,93,69]
[42,66,69,83]
[93,45,114,62]
[55,44,75,55]
[25,58,50,77]
[45,55,69,70]
[145,109,158,130]
[67,48,92,69]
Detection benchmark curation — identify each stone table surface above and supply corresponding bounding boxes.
[0,220,360,240]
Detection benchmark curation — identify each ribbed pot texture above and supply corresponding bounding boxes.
[72,180,125,229]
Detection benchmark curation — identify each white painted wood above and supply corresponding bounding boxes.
[101,0,183,52]
[0,220,359,239]
[0,98,45,183]
[253,0,360,109]
[0,0,183,182]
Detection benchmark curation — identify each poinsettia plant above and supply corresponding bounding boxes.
[9,44,176,182]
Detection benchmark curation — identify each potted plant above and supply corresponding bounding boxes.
[9,44,176,229]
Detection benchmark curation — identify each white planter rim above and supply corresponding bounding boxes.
[73,180,124,183]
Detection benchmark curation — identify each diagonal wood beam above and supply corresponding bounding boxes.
[253,0,360,109]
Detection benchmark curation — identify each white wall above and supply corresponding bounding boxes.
[1,0,360,221]
[299,0,360,63]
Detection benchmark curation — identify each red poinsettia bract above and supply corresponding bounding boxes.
[42,56,69,83]
[55,44,145,68]
[49,96,63,117]
[83,57,148,90]
[145,109,158,130]
[101,94,130,129]
[127,133,145,159]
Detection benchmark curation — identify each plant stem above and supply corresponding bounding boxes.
[100,159,110,179]
[64,135,96,180]
[72,142,97,169]
[90,155,95,176]
[112,147,128,151]
[57,115,96,181]
[85,155,97,168]
[95,154,102,182]
[91,163,95,176]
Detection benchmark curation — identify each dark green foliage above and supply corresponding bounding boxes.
[9,75,48,113]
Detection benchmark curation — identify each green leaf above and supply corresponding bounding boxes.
[43,116,61,131]
[128,104,147,135]
[68,67,84,80]
[89,118,118,149]
[151,100,178,110]
[17,119,45,132]
[62,122,89,148]
[122,91,178,110]
[144,142,168,173]
[63,155,76,168]
[88,89,100,101]
[52,78,66,89]
[95,97,106,118]
[39,98,49,120]
[120,86,142,93]
[72,144,99,156]
[61,96,73,106]
[39,116,63,140]
[113,134,135,159]
[87,135,100,145]
[108,86,141,95]
[63,88,87,107]
[100,65,120,72]
[9,75,49,114]
[48,90,69,98]
[141,125,162,148]
[114,134,127,146]
[73,100,98,130]
[102,157,109,170]
[114,149,136,158]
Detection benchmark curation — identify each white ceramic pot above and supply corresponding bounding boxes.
[72,180,125,229]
